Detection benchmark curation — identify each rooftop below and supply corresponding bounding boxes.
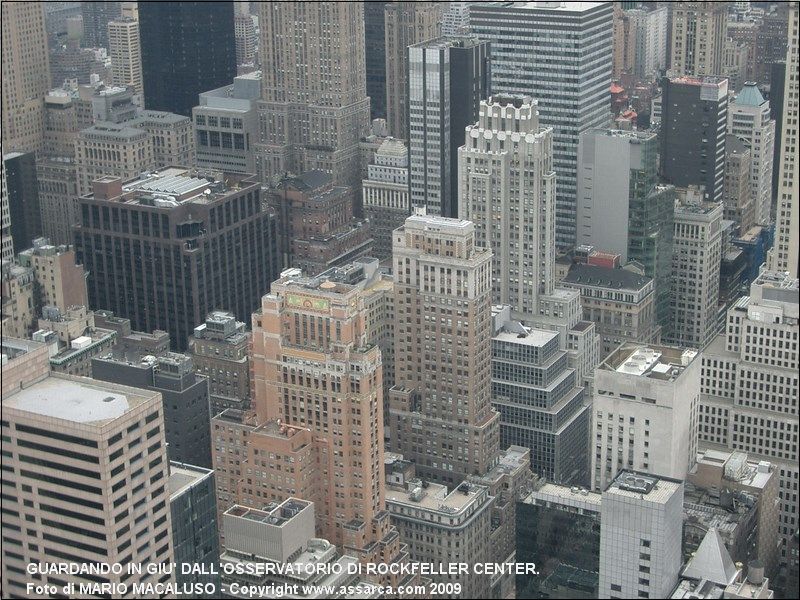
[526,482,602,509]
[733,82,767,107]
[169,461,214,499]
[387,480,488,515]
[601,343,698,381]
[605,470,682,504]
[3,374,157,425]
[225,499,312,527]
[479,2,609,13]
[493,325,559,348]
[563,263,652,291]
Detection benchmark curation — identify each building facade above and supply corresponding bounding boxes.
[468,1,613,248]
[108,17,143,95]
[669,1,728,77]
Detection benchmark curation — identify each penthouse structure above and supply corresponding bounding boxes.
[592,343,701,491]
[74,167,279,351]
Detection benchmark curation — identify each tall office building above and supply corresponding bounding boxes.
[599,472,684,600]
[108,17,143,95]
[668,196,724,349]
[459,96,556,319]
[492,307,589,485]
[468,1,613,249]
[2,1,51,153]
[408,36,490,218]
[3,152,43,255]
[626,6,669,81]
[139,2,236,116]
[250,261,407,566]
[669,1,728,77]
[1,168,13,263]
[728,82,776,227]
[75,123,155,196]
[1,340,175,596]
[660,75,729,203]
[365,1,389,121]
[700,268,798,556]
[388,213,500,485]
[362,137,410,263]
[74,168,279,351]
[233,7,256,68]
[80,0,121,48]
[255,3,370,196]
[384,2,443,139]
[770,3,799,277]
[592,344,701,492]
[723,134,756,233]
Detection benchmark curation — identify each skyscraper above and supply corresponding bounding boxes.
[728,82,776,227]
[408,36,490,218]
[700,268,798,557]
[770,3,799,277]
[365,1,389,121]
[468,1,613,249]
[384,1,443,139]
[74,168,279,352]
[250,260,407,567]
[139,2,236,116]
[80,0,121,49]
[1,167,13,262]
[669,1,728,77]
[577,129,677,329]
[2,1,51,153]
[255,3,370,194]
[388,213,500,485]
[660,75,729,203]
[459,96,556,319]
[108,17,143,95]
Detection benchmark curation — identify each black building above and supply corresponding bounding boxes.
[74,169,279,352]
[365,1,389,121]
[139,2,236,116]
[516,490,601,599]
[80,1,121,48]
[92,353,213,468]
[660,76,728,203]
[3,152,43,254]
[769,62,786,205]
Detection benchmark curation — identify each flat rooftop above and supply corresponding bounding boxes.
[600,343,698,381]
[3,374,157,425]
[606,471,682,504]
[527,482,602,509]
[387,480,487,515]
[477,1,608,13]
[493,327,558,347]
[169,461,213,499]
[225,499,311,527]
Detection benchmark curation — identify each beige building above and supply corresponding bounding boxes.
[669,1,728,77]
[459,95,556,319]
[699,269,799,558]
[1,344,175,596]
[770,3,799,277]
[108,17,144,95]
[129,110,194,169]
[1,169,13,262]
[250,260,408,570]
[36,155,80,246]
[17,239,88,311]
[388,213,501,485]
[188,310,251,416]
[723,134,756,233]
[562,263,660,359]
[384,1,443,139]
[255,2,370,193]
[1,1,50,153]
[667,195,724,350]
[75,122,155,196]
[1,263,36,339]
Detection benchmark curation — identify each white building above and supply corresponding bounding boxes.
[459,95,556,318]
[769,3,799,277]
[468,1,613,248]
[599,471,684,600]
[193,72,260,175]
[592,343,701,492]
[362,137,409,262]
[700,268,799,557]
[625,6,669,80]
[668,196,724,349]
[728,82,776,226]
